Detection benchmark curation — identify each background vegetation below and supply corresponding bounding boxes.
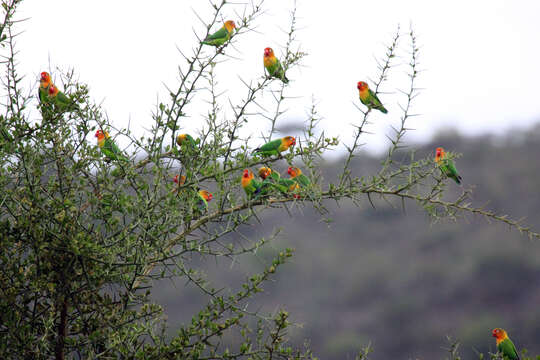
[154,127,540,360]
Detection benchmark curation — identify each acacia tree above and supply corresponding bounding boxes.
[0,1,538,359]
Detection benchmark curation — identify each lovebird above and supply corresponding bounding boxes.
[287,166,311,187]
[258,166,281,181]
[253,136,295,157]
[39,71,52,103]
[95,130,129,162]
[202,20,236,47]
[263,47,289,84]
[492,328,520,360]
[257,166,291,194]
[241,169,262,199]
[176,133,197,149]
[435,147,462,184]
[173,174,186,187]
[48,83,78,111]
[197,189,213,212]
[357,81,387,114]
[278,178,300,199]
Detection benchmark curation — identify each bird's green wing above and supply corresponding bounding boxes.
[266,60,288,83]
[257,139,281,152]
[185,134,197,146]
[205,27,229,41]
[446,159,459,176]
[38,87,48,103]
[270,170,281,181]
[368,89,387,113]
[104,138,128,161]
[268,181,288,194]
[296,174,311,187]
[444,159,462,184]
[55,91,71,106]
[498,339,520,360]
[197,194,208,212]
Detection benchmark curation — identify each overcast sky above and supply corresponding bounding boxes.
[16,0,540,153]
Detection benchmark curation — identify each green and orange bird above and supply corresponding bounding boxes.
[241,169,263,199]
[435,147,462,184]
[253,136,296,157]
[258,166,281,182]
[95,130,128,162]
[492,328,519,360]
[39,71,52,103]
[197,190,213,212]
[201,20,236,47]
[258,166,291,194]
[48,83,77,111]
[263,47,289,84]
[288,166,311,187]
[357,81,387,114]
[176,133,197,150]
[172,174,187,192]
[173,174,186,186]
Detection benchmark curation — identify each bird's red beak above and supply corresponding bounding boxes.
[207,193,213,201]
[95,130,100,138]
[264,48,271,57]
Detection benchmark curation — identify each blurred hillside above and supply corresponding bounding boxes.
[152,125,540,360]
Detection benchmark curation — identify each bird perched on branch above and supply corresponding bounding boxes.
[435,147,462,184]
[196,190,213,213]
[202,20,236,47]
[263,47,289,84]
[39,71,52,103]
[176,134,197,149]
[241,169,262,199]
[287,166,311,187]
[48,83,78,111]
[357,81,387,114]
[258,166,281,182]
[253,136,295,157]
[492,328,520,360]
[173,174,186,188]
[95,130,128,162]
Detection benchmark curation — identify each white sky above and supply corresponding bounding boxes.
[16,0,540,154]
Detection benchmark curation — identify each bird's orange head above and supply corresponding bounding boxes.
[287,166,301,178]
[48,84,59,97]
[357,81,368,92]
[199,190,213,202]
[435,147,446,162]
[224,20,236,32]
[492,328,508,342]
[264,47,274,58]
[95,130,108,141]
[283,136,296,147]
[176,134,188,145]
[173,174,186,186]
[242,169,254,188]
[258,167,272,180]
[243,169,253,179]
[40,71,51,84]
